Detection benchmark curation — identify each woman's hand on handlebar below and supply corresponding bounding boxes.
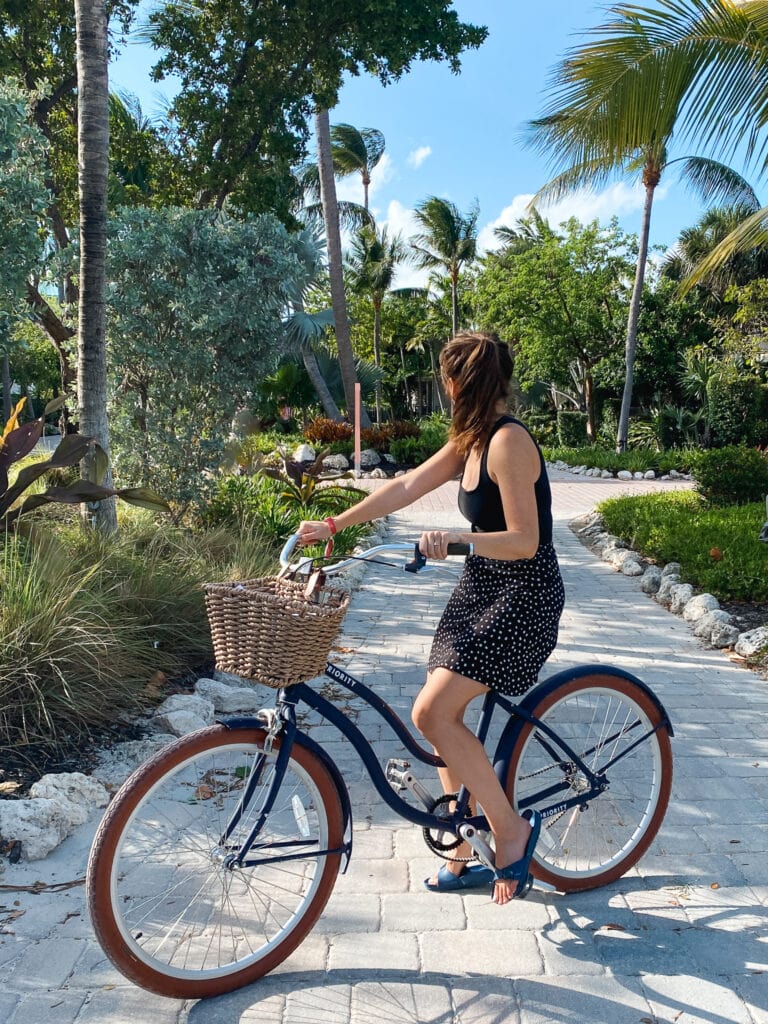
[297,519,334,547]
[419,529,465,560]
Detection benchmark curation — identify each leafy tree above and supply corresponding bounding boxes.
[473,217,633,442]
[105,207,310,519]
[144,1,486,216]
[527,0,760,451]
[412,195,479,336]
[0,1,140,392]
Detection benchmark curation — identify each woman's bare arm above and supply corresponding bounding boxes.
[297,440,464,544]
[422,424,540,561]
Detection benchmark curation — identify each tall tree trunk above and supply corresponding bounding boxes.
[584,370,596,444]
[1,351,11,423]
[301,343,342,420]
[373,298,382,425]
[616,171,657,453]
[314,107,370,429]
[75,0,116,531]
[450,267,459,337]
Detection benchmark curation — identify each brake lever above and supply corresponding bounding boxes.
[405,543,427,574]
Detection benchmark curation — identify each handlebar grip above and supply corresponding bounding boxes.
[447,542,471,556]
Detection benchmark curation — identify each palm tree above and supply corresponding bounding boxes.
[329,123,386,211]
[75,0,116,531]
[662,204,768,306]
[314,107,371,429]
[527,1,761,452]
[411,196,479,336]
[346,223,417,424]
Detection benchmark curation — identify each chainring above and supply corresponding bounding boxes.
[421,792,473,862]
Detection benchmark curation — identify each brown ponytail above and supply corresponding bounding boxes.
[439,332,514,457]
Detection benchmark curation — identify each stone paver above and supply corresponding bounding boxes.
[1,470,767,1023]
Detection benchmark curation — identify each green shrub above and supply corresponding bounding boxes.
[557,410,588,447]
[707,373,766,447]
[597,490,768,601]
[691,445,768,505]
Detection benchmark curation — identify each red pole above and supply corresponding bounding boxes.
[354,383,361,478]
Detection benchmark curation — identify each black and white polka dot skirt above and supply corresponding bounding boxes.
[427,543,565,696]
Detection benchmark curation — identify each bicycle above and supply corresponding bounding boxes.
[86,535,674,999]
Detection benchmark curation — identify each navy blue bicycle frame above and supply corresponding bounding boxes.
[224,658,659,870]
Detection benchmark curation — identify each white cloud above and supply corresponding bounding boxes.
[381,200,432,291]
[477,181,670,253]
[407,145,432,169]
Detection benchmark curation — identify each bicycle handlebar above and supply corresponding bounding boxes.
[278,533,471,575]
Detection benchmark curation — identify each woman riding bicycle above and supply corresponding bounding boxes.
[297,331,565,905]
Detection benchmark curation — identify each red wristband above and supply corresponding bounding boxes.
[324,517,337,535]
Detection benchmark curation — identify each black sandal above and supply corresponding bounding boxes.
[492,809,541,899]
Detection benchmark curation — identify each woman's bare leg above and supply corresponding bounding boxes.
[413,668,533,905]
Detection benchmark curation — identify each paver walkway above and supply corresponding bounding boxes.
[1,470,766,1024]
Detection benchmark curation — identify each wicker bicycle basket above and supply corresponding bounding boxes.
[203,574,350,688]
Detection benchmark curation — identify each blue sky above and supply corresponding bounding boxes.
[110,1,722,288]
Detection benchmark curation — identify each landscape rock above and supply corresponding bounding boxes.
[734,625,768,658]
[644,470,656,480]
[617,470,633,480]
[369,467,388,479]
[669,583,694,615]
[620,558,644,576]
[693,609,733,638]
[682,593,720,622]
[151,709,211,737]
[655,575,681,607]
[293,443,316,462]
[640,566,663,594]
[661,562,682,577]
[359,448,381,468]
[195,677,264,713]
[0,799,73,861]
[29,772,109,813]
[710,621,740,648]
[153,693,215,724]
[322,453,349,471]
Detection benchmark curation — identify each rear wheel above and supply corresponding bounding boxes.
[87,725,344,998]
[506,674,672,892]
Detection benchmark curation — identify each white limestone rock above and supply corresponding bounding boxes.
[195,677,264,713]
[369,467,388,479]
[151,709,211,737]
[621,559,645,577]
[734,625,768,658]
[29,772,109,813]
[633,471,645,480]
[601,469,614,478]
[710,621,740,648]
[605,547,637,570]
[640,566,663,594]
[293,443,316,462]
[693,609,733,638]
[644,470,656,480]
[682,594,720,623]
[322,453,349,471]
[154,693,215,725]
[661,562,682,577]
[617,470,633,480]
[0,799,72,861]
[359,448,381,468]
[655,575,681,607]
[669,583,694,615]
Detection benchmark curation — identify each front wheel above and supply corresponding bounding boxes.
[87,725,344,998]
[506,673,672,892]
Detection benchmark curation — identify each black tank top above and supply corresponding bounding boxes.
[457,415,553,546]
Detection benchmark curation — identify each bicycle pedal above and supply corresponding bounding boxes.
[385,759,411,789]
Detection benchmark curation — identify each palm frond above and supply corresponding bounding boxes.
[674,156,761,210]
[681,202,768,292]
